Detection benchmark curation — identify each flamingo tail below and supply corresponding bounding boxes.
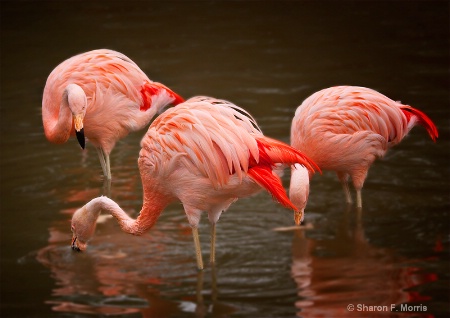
[255,136,321,174]
[140,81,184,111]
[248,165,297,210]
[401,105,439,142]
[246,136,320,210]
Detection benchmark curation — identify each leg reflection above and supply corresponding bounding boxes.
[194,265,235,318]
[291,207,437,317]
[195,270,207,318]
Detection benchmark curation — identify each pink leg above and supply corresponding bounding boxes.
[210,223,216,264]
[351,169,368,209]
[337,172,352,204]
[192,227,204,270]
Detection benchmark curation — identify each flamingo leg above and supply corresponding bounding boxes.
[337,172,352,204]
[104,150,111,181]
[342,181,353,204]
[96,147,112,180]
[210,223,216,264]
[96,147,108,177]
[103,178,112,197]
[192,227,204,270]
[352,169,367,209]
[356,189,362,208]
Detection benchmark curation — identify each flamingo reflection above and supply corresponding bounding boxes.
[37,185,234,317]
[290,209,438,318]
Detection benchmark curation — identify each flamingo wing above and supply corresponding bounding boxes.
[141,97,319,208]
[45,50,146,109]
[44,49,182,121]
[142,97,261,187]
[296,86,438,147]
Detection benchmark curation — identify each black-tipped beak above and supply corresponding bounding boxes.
[71,236,81,252]
[76,128,85,149]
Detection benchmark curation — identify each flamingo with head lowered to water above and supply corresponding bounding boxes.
[70,96,320,270]
[289,85,438,220]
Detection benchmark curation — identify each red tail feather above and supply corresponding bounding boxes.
[254,137,321,174]
[247,166,297,210]
[246,136,320,211]
[140,81,184,111]
[153,81,184,105]
[401,106,438,142]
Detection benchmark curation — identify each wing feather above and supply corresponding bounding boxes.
[139,96,320,211]
[143,98,264,188]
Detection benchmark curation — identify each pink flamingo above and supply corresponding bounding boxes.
[42,49,184,180]
[289,86,438,216]
[70,96,320,270]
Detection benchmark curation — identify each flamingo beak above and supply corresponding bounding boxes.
[71,235,81,252]
[294,210,304,226]
[73,114,85,149]
[76,129,85,149]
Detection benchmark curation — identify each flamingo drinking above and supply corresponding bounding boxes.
[71,96,319,269]
[289,86,438,218]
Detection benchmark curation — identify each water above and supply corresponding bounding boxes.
[1,1,449,317]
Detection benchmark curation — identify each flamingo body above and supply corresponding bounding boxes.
[42,49,184,179]
[71,96,319,269]
[290,86,438,210]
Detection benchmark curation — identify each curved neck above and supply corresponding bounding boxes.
[289,164,310,211]
[43,87,75,144]
[88,191,170,236]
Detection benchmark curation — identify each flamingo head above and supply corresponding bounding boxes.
[289,164,310,225]
[294,209,305,226]
[70,204,98,252]
[64,84,87,149]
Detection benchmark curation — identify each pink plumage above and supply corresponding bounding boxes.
[71,96,319,269]
[42,49,184,180]
[289,85,438,211]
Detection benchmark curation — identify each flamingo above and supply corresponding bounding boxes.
[70,96,320,270]
[289,86,438,216]
[42,49,184,180]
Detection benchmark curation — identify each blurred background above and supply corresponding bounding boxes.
[1,1,448,317]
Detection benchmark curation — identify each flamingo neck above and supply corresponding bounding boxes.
[43,89,74,144]
[81,155,174,236]
[289,164,310,211]
[134,177,174,235]
[86,185,171,236]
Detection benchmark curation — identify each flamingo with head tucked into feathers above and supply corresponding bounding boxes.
[70,96,319,270]
[289,86,438,219]
[42,49,184,180]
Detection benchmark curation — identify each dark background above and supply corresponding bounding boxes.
[1,1,449,317]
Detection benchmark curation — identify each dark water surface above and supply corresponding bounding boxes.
[1,1,449,317]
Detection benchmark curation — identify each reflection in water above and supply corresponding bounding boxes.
[195,268,236,318]
[291,209,438,318]
[37,233,235,317]
[2,1,448,317]
[34,142,443,317]
[36,175,236,317]
[36,183,440,317]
